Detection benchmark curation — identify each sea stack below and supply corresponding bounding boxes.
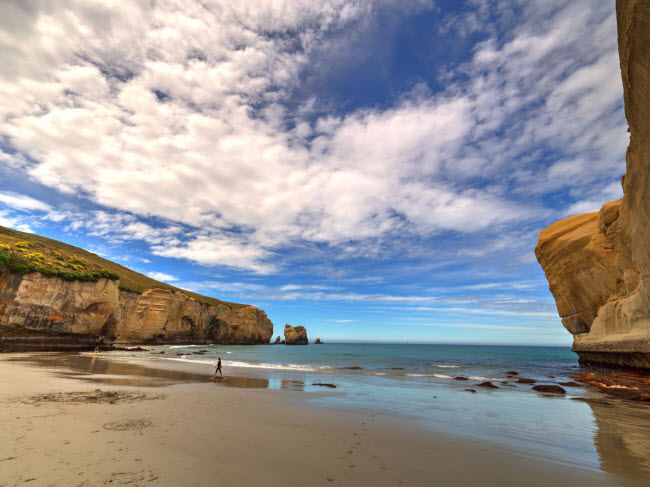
[535,0,650,369]
[284,324,308,345]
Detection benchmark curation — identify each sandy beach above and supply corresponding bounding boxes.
[0,353,634,487]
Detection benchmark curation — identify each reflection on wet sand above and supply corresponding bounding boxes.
[586,399,650,481]
[9,353,271,389]
[281,379,305,391]
[217,376,270,388]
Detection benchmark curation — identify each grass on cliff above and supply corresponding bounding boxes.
[0,225,246,309]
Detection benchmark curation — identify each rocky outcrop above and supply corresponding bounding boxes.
[315,338,323,344]
[272,335,281,344]
[535,0,650,369]
[284,324,308,345]
[0,270,273,350]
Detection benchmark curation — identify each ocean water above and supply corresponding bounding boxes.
[96,343,650,479]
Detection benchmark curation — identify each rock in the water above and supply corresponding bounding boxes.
[535,1,650,369]
[314,338,323,344]
[283,324,308,345]
[312,383,337,388]
[532,385,566,395]
[464,389,477,393]
[504,371,519,376]
[516,378,536,384]
[476,381,498,389]
[272,335,282,344]
[344,366,363,370]
[558,381,582,387]
[453,376,469,381]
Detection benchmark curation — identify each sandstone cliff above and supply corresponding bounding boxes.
[0,270,273,351]
[535,0,650,368]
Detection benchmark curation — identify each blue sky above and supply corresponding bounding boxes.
[0,0,627,345]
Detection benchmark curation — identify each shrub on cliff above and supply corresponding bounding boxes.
[0,249,119,282]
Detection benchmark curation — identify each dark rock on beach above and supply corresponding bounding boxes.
[504,371,519,376]
[572,371,650,401]
[112,346,149,352]
[558,381,581,387]
[464,389,477,393]
[532,385,566,394]
[344,366,363,370]
[477,382,498,389]
[454,376,469,381]
[312,383,337,388]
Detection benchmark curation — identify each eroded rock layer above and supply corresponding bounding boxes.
[0,271,273,350]
[535,0,650,368]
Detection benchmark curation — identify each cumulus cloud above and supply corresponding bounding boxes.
[0,0,625,273]
[146,271,178,282]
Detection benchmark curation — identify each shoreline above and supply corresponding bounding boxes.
[2,352,647,486]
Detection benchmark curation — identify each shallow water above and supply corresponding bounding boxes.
[13,343,650,483]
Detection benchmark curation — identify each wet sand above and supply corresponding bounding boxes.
[0,353,640,486]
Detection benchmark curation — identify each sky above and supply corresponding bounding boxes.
[0,0,627,345]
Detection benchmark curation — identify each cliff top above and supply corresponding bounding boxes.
[0,225,246,309]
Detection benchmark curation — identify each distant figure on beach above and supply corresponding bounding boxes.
[90,346,99,369]
[214,357,223,379]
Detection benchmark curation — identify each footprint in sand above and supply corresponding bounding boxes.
[102,419,152,431]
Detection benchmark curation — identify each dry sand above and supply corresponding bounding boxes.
[0,354,628,486]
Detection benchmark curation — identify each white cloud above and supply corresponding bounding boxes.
[146,271,178,282]
[0,192,51,211]
[0,210,33,233]
[0,0,625,272]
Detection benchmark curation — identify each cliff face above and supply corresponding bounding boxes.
[535,0,650,368]
[0,270,273,350]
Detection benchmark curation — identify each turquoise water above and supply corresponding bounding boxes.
[164,342,582,381]
[105,343,650,478]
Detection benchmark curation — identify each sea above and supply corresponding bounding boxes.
[79,343,650,480]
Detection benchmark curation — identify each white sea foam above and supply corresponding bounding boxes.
[435,365,460,368]
[168,345,202,349]
[169,357,329,372]
[404,373,452,379]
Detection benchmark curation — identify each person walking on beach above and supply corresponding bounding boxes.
[214,357,223,379]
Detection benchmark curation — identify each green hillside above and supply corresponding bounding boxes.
[0,225,245,309]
